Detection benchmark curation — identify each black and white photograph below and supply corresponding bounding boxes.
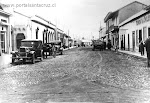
[0,0,150,102]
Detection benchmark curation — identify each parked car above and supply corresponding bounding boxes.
[11,39,43,64]
[46,40,63,55]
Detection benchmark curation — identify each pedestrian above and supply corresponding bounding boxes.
[52,44,56,58]
[144,36,150,67]
[107,39,112,50]
[103,41,106,50]
[139,41,144,56]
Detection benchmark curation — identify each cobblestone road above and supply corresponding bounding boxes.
[0,47,150,103]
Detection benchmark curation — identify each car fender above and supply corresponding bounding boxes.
[11,51,17,54]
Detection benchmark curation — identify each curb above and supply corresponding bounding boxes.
[112,49,147,60]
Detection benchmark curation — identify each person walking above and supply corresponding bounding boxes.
[139,41,144,56]
[103,40,106,50]
[52,45,56,58]
[144,36,150,67]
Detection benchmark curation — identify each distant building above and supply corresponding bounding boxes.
[81,39,92,46]
[99,27,106,41]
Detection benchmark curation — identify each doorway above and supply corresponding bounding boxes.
[139,30,142,43]
[0,31,5,53]
[132,31,135,51]
[128,34,130,51]
[16,33,25,49]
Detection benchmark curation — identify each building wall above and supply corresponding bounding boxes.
[119,12,150,53]
[118,2,146,24]
[11,11,31,51]
[31,21,55,43]
[0,13,11,54]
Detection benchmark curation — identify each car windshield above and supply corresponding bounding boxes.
[21,41,37,47]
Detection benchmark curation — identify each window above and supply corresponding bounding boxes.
[1,19,7,23]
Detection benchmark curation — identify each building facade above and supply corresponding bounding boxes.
[119,6,150,53]
[0,4,11,55]
[30,15,56,44]
[104,1,147,49]
[11,10,31,51]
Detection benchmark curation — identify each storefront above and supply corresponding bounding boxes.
[119,9,150,53]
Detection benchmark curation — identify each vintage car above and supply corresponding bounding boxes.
[11,39,43,64]
[46,40,63,55]
[92,39,104,51]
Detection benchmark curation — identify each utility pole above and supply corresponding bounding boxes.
[68,29,69,36]
[99,21,101,39]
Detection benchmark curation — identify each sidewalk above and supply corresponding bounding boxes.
[114,49,147,60]
[0,53,12,68]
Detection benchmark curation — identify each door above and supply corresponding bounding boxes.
[0,31,5,53]
[128,34,130,51]
[124,35,125,50]
[132,31,135,51]
[139,30,142,43]
[148,27,150,37]
[16,33,25,49]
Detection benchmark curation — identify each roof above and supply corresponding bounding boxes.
[14,10,31,18]
[31,15,56,29]
[21,39,42,42]
[0,8,11,16]
[104,1,147,22]
[119,9,148,27]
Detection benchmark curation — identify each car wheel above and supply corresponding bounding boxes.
[32,54,35,64]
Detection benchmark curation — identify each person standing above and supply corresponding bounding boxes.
[139,41,144,56]
[107,39,112,50]
[144,36,150,67]
[52,45,56,58]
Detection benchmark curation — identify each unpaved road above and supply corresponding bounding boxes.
[0,47,150,103]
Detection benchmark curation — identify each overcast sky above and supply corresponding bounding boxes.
[1,0,150,40]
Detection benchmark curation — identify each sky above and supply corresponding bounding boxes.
[1,0,150,40]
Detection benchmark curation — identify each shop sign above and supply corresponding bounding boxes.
[136,13,150,25]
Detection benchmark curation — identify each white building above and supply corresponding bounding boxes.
[119,6,150,53]
[11,10,31,51]
[0,4,11,55]
[11,11,57,51]
[30,15,56,43]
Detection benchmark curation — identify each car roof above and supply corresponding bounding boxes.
[21,39,42,42]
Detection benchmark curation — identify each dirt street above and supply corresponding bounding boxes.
[0,47,150,103]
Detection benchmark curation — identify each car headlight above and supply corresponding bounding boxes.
[29,51,35,54]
